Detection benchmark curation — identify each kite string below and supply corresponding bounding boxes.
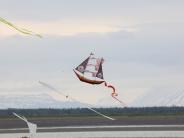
[104,81,127,107]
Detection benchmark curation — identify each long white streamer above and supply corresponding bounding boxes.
[39,81,115,120]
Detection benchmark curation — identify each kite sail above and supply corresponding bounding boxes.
[13,112,37,138]
[39,81,115,120]
[74,53,126,106]
[0,17,42,38]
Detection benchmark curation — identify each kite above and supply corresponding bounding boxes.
[74,53,126,106]
[39,81,115,120]
[0,17,42,38]
[13,112,37,138]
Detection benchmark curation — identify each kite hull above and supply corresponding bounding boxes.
[74,70,105,85]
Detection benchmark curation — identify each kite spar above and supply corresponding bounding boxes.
[74,53,126,107]
[39,81,115,120]
[0,17,42,38]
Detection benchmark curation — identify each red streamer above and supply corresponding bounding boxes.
[104,82,127,107]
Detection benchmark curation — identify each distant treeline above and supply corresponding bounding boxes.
[1,107,184,118]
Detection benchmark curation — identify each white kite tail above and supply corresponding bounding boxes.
[13,112,27,122]
[13,112,37,138]
[27,122,37,138]
[39,81,115,121]
[69,96,115,120]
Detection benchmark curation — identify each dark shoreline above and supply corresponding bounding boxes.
[1,107,184,133]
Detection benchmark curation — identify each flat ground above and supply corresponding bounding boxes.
[1,115,184,129]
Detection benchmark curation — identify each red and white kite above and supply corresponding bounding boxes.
[74,53,126,106]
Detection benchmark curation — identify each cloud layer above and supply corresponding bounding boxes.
[0,1,184,108]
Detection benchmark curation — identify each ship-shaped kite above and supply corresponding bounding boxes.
[74,53,105,85]
[74,53,126,106]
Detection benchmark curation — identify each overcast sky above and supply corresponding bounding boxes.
[0,0,184,107]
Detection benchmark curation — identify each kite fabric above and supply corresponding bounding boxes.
[39,81,115,120]
[0,17,42,38]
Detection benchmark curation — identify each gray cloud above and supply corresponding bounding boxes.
[0,1,184,107]
[0,0,184,22]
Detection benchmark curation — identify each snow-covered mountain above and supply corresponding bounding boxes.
[3,88,184,109]
[130,88,184,107]
[0,94,85,109]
